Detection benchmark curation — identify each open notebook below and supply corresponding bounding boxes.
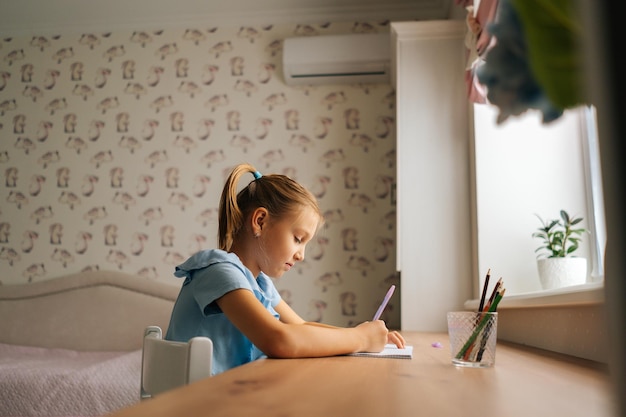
[349,344,413,359]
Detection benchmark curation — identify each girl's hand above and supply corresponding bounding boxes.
[355,320,389,352]
[387,330,406,348]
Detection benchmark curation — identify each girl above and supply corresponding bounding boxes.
[166,163,405,375]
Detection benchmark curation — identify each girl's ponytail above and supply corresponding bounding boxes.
[218,163,256,250]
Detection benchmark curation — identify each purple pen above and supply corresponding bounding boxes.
[372,285,395,321]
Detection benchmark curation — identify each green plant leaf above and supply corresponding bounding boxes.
[533,209,586,257]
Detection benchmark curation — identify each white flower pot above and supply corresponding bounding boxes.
[537,258,588,290]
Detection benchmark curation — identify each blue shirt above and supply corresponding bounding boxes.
[165,249,282,375]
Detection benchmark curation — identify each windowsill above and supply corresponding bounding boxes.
[463,281,605,310]
[462,281,607,362]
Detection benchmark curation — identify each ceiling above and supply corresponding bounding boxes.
[0,0,456,37]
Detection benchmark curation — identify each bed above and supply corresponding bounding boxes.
[0,270,180,417]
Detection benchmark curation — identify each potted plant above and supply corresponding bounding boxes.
[532,210,588,289]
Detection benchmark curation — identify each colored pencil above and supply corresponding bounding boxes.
[478,269,491,313]
[456,286,505,360]
[483,277,502,311]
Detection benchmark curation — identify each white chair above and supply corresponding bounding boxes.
[140,325,213,400]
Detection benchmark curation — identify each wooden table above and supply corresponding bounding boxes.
[109,332,615,417]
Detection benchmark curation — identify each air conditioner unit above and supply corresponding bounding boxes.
[282,33,391,86]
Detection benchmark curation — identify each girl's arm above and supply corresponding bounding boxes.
[274,299,338,328]
[276,298,406,347]
[216,288,390,358]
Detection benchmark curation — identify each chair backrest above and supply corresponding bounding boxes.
[140,325,213,400]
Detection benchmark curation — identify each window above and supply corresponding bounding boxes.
[469,104,607,362]
[472,104,606,298]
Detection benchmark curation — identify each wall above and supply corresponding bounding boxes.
[0,20,401,328]
[392,21,473,332]
[497,304,608,363]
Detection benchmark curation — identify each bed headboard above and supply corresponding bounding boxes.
[0,270,180,351]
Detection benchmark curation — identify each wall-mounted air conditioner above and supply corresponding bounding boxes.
[282,33,391,86]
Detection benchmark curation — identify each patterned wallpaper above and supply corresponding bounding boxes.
[0,20,400,328]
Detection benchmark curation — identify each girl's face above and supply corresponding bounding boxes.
[257,206,320,278]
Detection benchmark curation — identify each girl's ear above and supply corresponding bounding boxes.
[251,207,268,235]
